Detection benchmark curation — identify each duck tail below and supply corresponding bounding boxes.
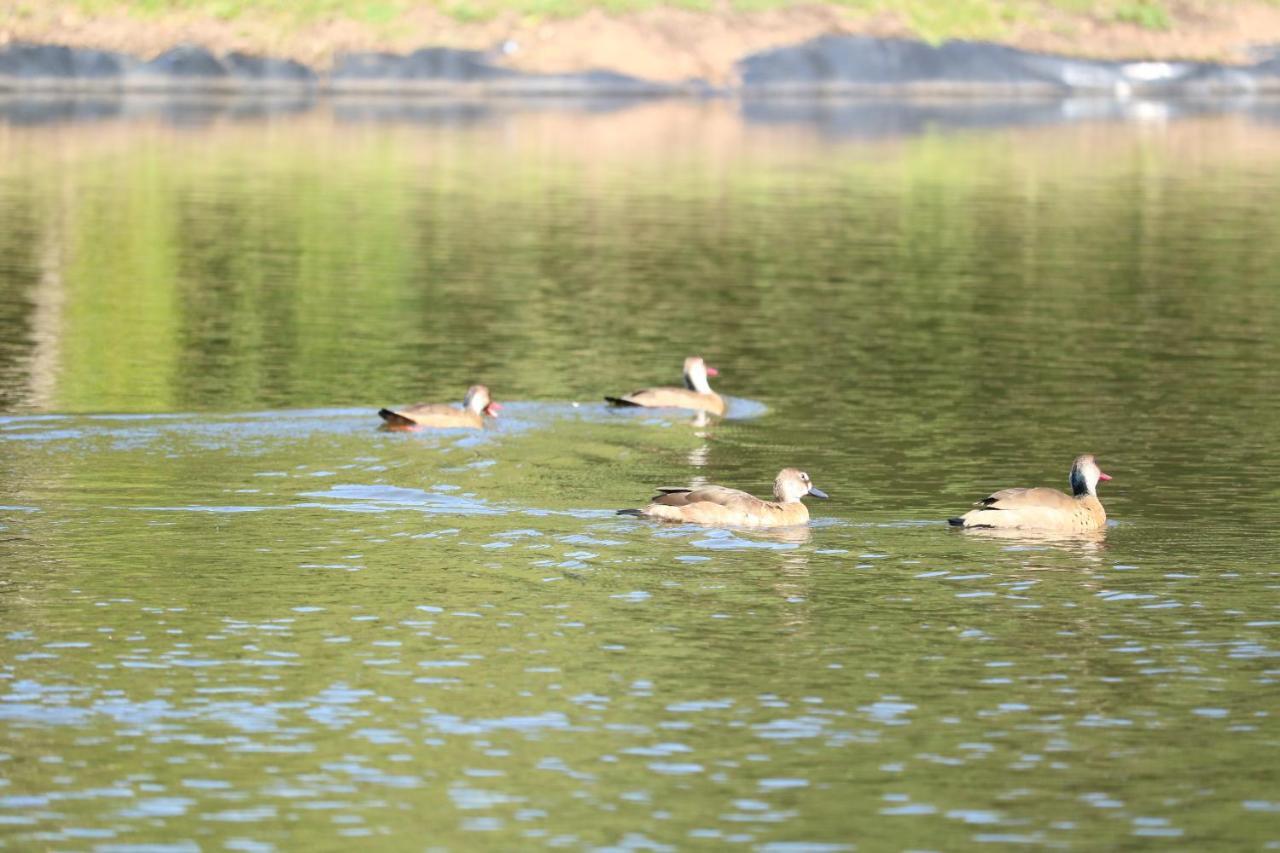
[377,408,415,427]
[947,517,966,527]
[604,396,640,407]
[616,509,644,517]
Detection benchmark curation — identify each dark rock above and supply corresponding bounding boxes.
[332,47,513,82]
[739,35,1076,92]
[1248,52,1280,77]
[71,47,129,78]
[330,51,401,80]
[406,47,515,80]
[562,68,660,88]
[225,52,316,83]
[513,68,676,95]
[0,43,76,77]
[738,34,1280,95]
[1015,51,1127,91]
[142,44,227,77]
[0,43,128,82]
[329,51,680,94]
[1247,44,1280,63]
[1163,63,1257,96]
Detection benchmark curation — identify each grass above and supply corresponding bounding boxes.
[49,0,1279,41]
[1112,0,1172,29]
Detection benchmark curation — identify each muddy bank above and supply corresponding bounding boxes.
[4,37,1280,98]
[9,2,1280,85]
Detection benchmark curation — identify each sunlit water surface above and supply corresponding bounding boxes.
[0,97,1278,850]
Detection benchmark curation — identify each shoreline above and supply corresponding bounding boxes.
[5,2,1280,87]
[4,36,1280,99]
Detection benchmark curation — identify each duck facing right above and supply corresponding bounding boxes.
[377,384,500,430]
[618,468,827,528]
[605,356,725,416]
[949,454,1112,533]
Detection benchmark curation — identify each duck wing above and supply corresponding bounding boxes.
[378,403,479,428]
[606,387,723,413]
[975,486,1076,512]
[649,484,753,508]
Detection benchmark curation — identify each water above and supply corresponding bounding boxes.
[1,96,1278,850]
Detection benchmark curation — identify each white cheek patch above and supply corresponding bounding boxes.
[1070,466,1097,496]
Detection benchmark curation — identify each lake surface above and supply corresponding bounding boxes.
[1,95,1278,850]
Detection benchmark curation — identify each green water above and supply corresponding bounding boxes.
[1,99,1278,850]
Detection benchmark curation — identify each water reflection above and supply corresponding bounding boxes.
[0,96,1278,851]
[953,525,1109,551]
[686,525,813,550]
[685,441,711,472]
[7,92,1280,139]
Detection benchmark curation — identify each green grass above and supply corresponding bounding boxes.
[1112,0,1172,29]
[55,0,1266,39]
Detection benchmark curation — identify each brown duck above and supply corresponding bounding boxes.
[377,384,500,430]
[949,454,1112,532]
[618,468,828,528]
[605,356,725,415]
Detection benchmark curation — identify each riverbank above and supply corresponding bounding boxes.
[4,1,1280,86]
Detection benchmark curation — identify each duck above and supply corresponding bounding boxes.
[377,384,500,430]
[618,468,827,528]
[949,454,1111,532]
[605,356,725,415]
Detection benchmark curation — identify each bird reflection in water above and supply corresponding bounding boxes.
[958,525,1108,553]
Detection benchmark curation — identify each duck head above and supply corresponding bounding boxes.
[464,384,501,418]
[681,356,719,394]
[775,468,828,503]
[1069,454,1111,497]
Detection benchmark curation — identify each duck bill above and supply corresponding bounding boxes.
[1098,472,1112,481]
[807,486,829,499]
[705,366,720,377]
[484,403,502,418]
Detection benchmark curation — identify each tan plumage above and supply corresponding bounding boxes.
[619,468,828,528]
[605,356,725,416]
[950,454,1112,532]
[378,384,500,430]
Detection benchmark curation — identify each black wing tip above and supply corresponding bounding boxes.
[947,517,965,527]
[604,396,640,407]
[616,508,644,517]
[378,408,415,427]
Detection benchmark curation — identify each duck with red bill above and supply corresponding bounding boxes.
[604,356,725,416]
[377,384,500,430]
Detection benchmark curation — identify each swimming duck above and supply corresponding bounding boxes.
[618,468,827,528]
[378,384,500,429]
[605,356,725,415]
[949,454,1111,532]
